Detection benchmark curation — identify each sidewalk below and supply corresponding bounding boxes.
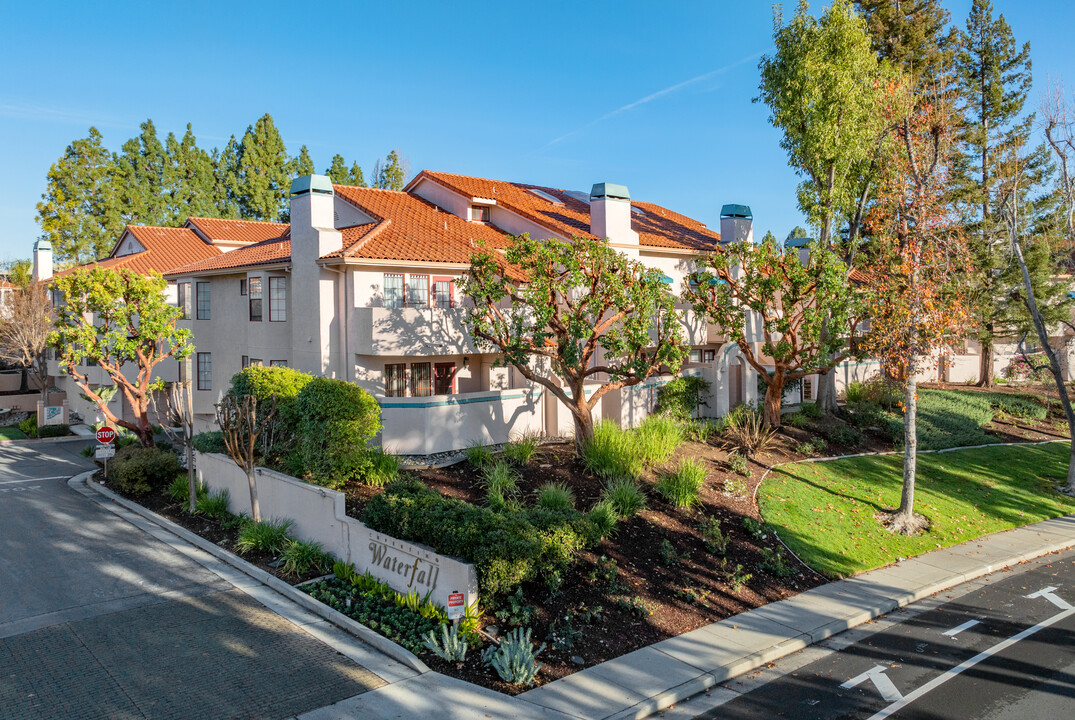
[76,473,1075,720]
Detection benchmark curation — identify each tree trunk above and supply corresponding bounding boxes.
[18,367,29,394]
[186,436,197,514]
[816,370,839,414]
[572,403,595,456]
[976,336,994,387]
[763,376,785,428]
[135,410,156,448]
[247,467,261,522]
[898,372,918,519]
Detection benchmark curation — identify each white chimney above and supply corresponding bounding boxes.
[32,239,53,281]
[289,175,341,258]
[719,204,753,245]
[785,233,811,265]
[590,183,639,256]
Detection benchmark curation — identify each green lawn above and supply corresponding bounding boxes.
[0,425,28,440]
[759,442,1075,579]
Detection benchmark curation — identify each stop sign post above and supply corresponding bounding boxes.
[96,426,116,478]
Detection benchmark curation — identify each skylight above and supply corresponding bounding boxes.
[563,190,591,205]
[631,206,646,217]
[528,188,564,206]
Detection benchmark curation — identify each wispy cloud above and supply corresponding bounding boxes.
[0,103,133,130]
[546,50,765,147]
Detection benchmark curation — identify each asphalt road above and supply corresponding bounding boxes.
[686,548,1075,720]
[0,439,384,719]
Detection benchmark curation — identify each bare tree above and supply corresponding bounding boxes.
[1043,79,1075,242]
[0,280,52,405]
[153,379,197,512]
[216,394,275,522]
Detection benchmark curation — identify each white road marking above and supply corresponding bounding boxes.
[867,607,1075,719]
[0,476,66,485]
[942,619,980,638]
[1026,586,1073,611]
[841,665,904,702]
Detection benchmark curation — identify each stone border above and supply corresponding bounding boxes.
[75,472,430,674]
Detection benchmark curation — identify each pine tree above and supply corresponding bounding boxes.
[213,136,242,219]
[291,145,316,178]
[349,161,367,187]
[326,153,350,183]
[372,149,406,190]
[854,0,956,83]
[114,119,170,226]
[231,114,292,221]
[35,127,122,266]
[954,0,1057,386]
[164,124,218,223]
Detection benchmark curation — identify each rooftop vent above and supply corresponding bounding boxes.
[590,182,631,201]
[290,174,334,198]
[720,204,752,219]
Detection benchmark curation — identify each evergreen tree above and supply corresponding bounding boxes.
[326,153,350,183]
[292,145,316,177]
[114,119,170,226]
[231,114,292,221]
[35,127,122,265]
[213,136,242,219]
[954,0,1056,386]
[349,161,367,187]
[164,124,218,223]
[372,149,406,190]
[854,0,956,83]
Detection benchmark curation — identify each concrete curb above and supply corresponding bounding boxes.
[0,434,90,445]
[74,472,430,675]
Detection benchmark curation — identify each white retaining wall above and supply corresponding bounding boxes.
[195,451,479,606]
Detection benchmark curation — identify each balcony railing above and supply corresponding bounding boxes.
[353,306,480,357]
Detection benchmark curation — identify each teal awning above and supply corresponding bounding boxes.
[657,273,674,284]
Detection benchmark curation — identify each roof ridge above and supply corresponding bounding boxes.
[344,219,392,257]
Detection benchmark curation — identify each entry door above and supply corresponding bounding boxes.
[434,363,456,395]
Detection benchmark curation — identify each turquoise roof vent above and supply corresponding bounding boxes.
[590,182,631,201]
[34,239,52,251]
[290,174,335,198]
[785,235,812,248]
[720,204,752,219]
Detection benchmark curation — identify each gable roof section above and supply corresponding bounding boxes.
[165,231,291,277]
[412,170,721,251]
[55,226,222,278]
[186,217,290,245]
[330,186,511,263]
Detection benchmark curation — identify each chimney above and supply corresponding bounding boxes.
[719,205,753,245]
[32,239,53,281]
[785,233,811,265]
[289,175,341,257]
[590,183,639,256]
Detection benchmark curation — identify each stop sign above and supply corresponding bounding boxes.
[96,426,116,444]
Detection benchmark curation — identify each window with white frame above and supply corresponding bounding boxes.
[407,275,429,308]
[269,277,287,322]
[433,279,453,309]
[384,274,404,309]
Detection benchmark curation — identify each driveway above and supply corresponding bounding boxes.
[0,440,391,719]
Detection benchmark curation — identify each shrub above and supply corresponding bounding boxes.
[846,401,886,428]
[759,546,796,577]
[602,478,646,518]
[290,378,382,488]
[362,480,591,601]
[18,416,37,437]
[723,406,778,455]
[536,482,575,511]
[37,423,69,438]
[700,517,728,555]
[824,424,865,448]
[423,623,469,661]
[727,451,750,477]
[483,460,520,495]
[110,446,182,496]
[581,420,643,481]
[192,431,226,454]
[465,441,494,468]
[482,628,544,687]
[655,458,706,508]
[654,375,711,421]
[799,401,823,418]
[195,488,231,519]
[502,436,539,465]
[845,377,902,409]
[583,499,618,543]
[228,364,313,423]
[168,474,205,504]
[684,419,717,443]
[635,415,686,465]
[280,538,331,576]
[784,412,810,428]
[235,518,294,555]
[366,448,400,486]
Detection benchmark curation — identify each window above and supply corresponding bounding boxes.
[689,349,702,364]
[407,275,429,308]
[385,363,407,397]
[196,282,210,320]
[242,355,249,369]
[270,360,288,367]
[240,278,247,296]
[384,274,404,309]
[703,349,716,363]
[434,363,456,395]
[179,357,190,383]
[410,362,432,397]
[197,352,212,390]
[469,205,490,222]
[178,282,191,319]
[249,277,262,321]
[803,377,813,401]
[249,358,263,367]
[269,277,287,322]
[433,279,453,309]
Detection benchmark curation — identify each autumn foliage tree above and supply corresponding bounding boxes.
[463,234,687,453]
[684,235,864,428]
[861,84,970,534]
[49,267,193,447]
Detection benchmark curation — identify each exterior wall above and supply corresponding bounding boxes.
[0,391,65,412]
[196,451,479,606]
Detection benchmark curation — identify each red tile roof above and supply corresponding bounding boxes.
[54,226,221,278]
[186,217,289,244]
[412,171,721,251]
[165,232,291,276]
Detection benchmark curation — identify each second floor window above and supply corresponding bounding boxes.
[384,274,404,309]
[178,282,191,319]
[434,280,453,309]
[249,277,262,321]
[407,275,429,308]
[469,205,490,222]
[269,277,287,322]
[196,282,210,320]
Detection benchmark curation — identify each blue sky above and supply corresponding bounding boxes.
[2,1,1074,262]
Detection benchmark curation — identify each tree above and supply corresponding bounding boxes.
[36,127,122,266]
[326,154,350,184]
[291,145,316,178]
[462,234,687,453]
[49,267,193,447]
[0,280,52,403]
[854,0,956,83]
[372,149,406,190]
[954,0,1054,387]
[685,233,864,427]
[861,85,969,534]
[213,135,243,219]
[216,393,275,523]
[349,161,367,187]
[164,124,218,224]
[154,379,197,512]
[114,119,170,226]
[1043,81,1075,243]
[757,0,892,412]
[230,114,291,221]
